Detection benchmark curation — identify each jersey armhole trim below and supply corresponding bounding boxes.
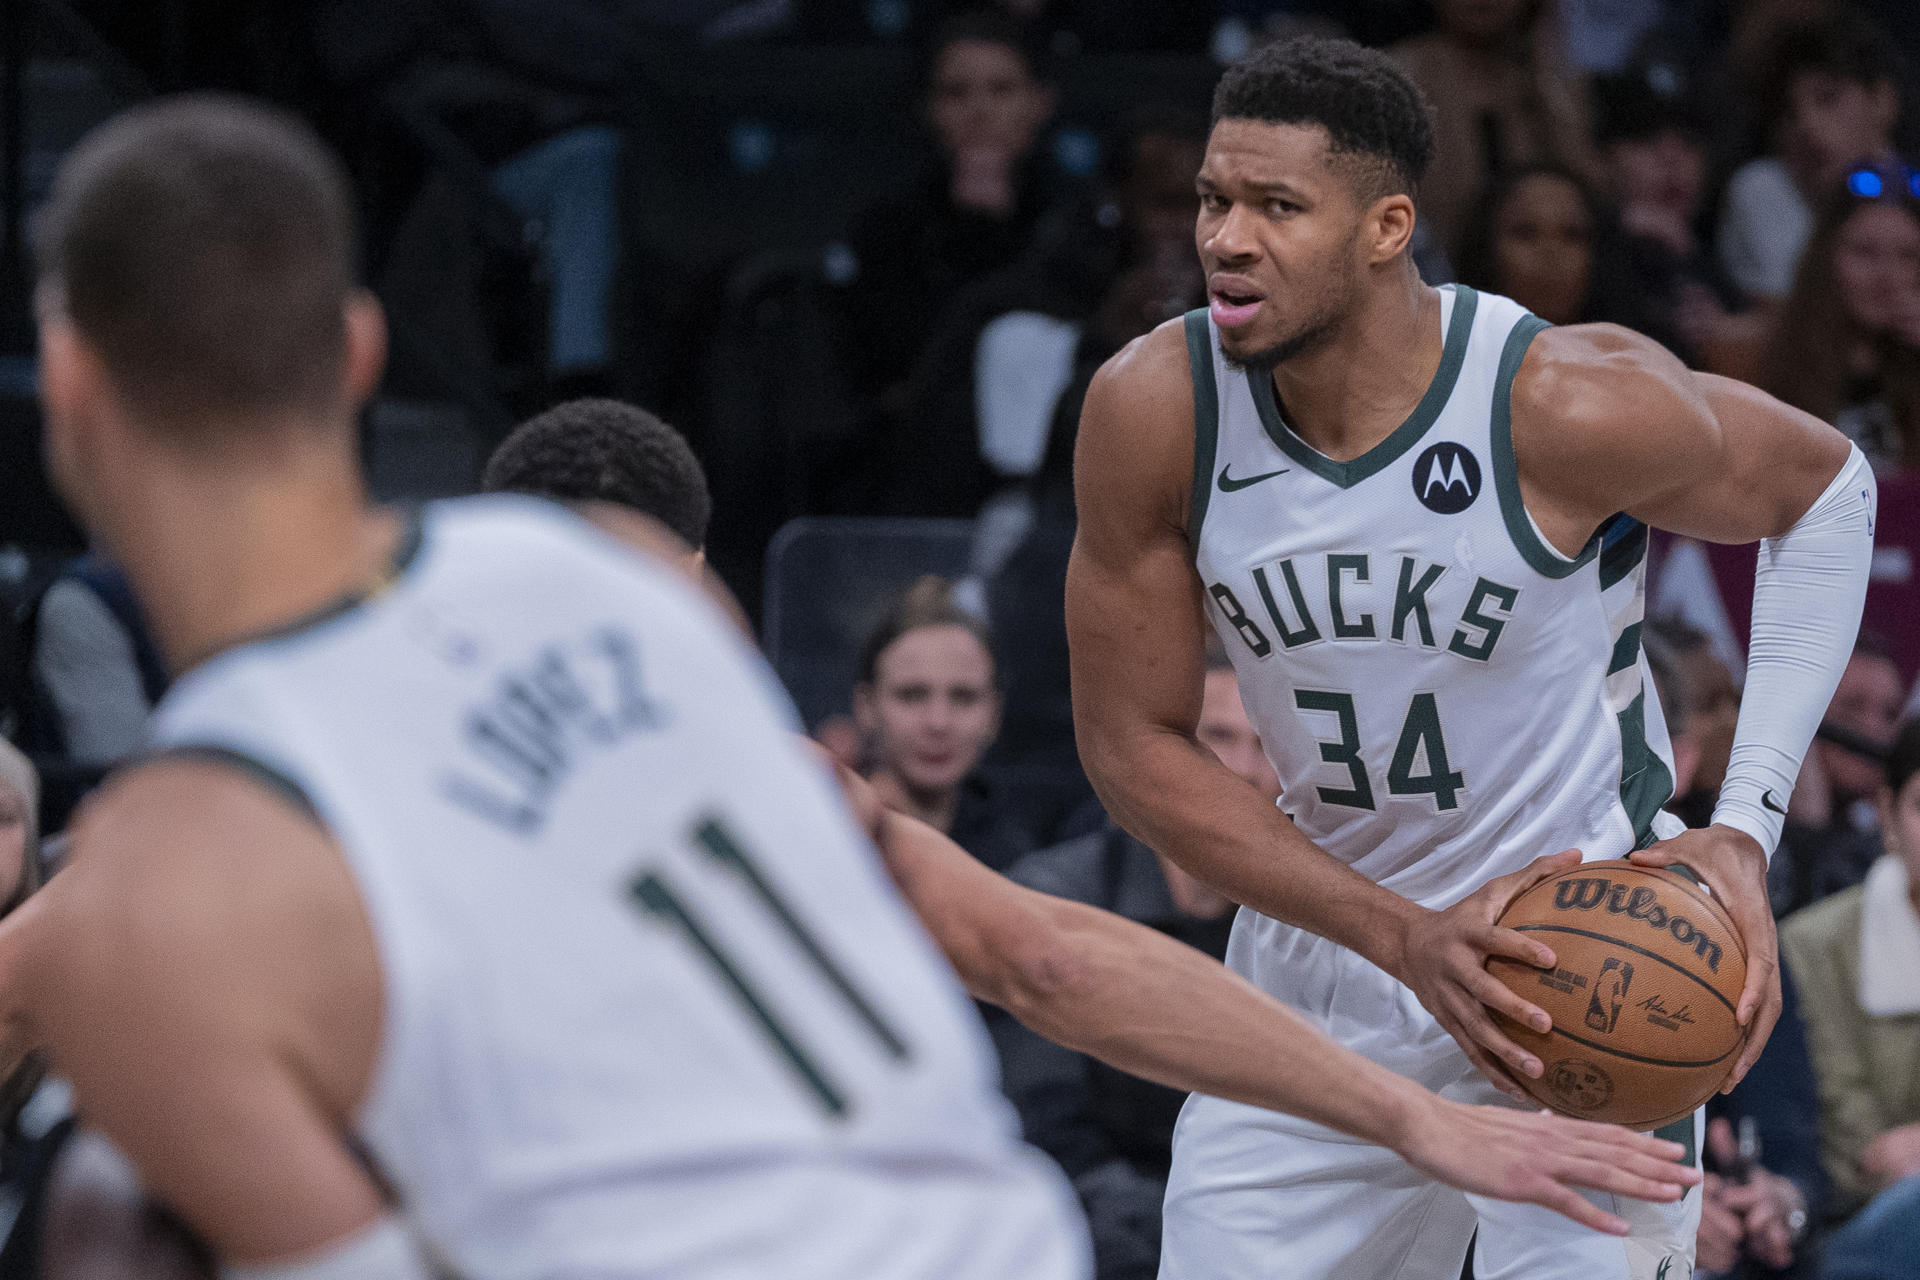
[1489,315,1601,579]
[146,743,323,824]
[1184,308,1220,555]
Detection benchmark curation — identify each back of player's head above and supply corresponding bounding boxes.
[1211,36,1434,202]
[483,399,713,551]
[857,576,997,688]
[35,94,358,437]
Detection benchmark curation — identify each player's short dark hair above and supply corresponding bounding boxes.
[1886,718,1920,796]
[34,94,357,435]
[1211,36,1434,201]
[857,576,997,689]
[483,399,712,551]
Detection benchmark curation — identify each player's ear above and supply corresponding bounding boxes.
[340,289,387,411]
[1366,193,1416,266]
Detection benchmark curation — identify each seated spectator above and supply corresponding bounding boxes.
[837,10,1065,418]
[990,647,1273,1279]
[855,576,1034,870]
[1822,1173,1920,1280]
[1593,71,1762,373]
[1391,0,1598,263]
[1780,717,1920,1227]
[896,104,1207,516]
[1759,179,1920,475]
[1644,616,1740,829]
[1772,638,1903,915]
[1452,164,1645,329]
[1718,12,1906,303]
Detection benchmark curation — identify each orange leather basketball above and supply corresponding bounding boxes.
[1485,859,1746,1129]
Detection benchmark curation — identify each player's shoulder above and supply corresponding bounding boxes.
[1509,323,1717,470]
[18,756,354,1011]
[1084,315,1197,428]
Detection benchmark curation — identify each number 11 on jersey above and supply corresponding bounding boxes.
[629,815,913,1120]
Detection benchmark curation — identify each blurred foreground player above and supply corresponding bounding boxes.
[6,98,1699,1280]
[1066,37,1874,1280]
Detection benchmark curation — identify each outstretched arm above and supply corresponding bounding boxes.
[828,754,1699,1232]
[1513,326,1872,1088]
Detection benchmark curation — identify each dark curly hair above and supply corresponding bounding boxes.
[483,398,712,550]
[1212,35,1434,202]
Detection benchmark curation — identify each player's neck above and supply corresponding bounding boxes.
[1265,275,1443,463]
[118,446,399,675]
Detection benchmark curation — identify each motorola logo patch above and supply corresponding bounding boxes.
[1412,442,1482,514]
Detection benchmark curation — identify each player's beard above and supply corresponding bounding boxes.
[1221,237,1361,374]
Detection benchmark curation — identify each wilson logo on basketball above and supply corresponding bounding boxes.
[1551,877,1725,973]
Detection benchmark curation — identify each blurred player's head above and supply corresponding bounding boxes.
[855,577,1001,806]
[33,95,384,551]
[1200,36,1434,369]
[484,399,712,563]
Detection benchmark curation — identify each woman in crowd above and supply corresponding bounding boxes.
[1453,163,1653,332]
[854,576,1034,871]
[1781,718,1920,1273]
[1391,0,1597,263]
[1760,180,1920,476]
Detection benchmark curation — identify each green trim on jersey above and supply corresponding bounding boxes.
[1599,520,1650,591]
[1617,689,1675,849]
[1184,308,1222,552]
[1653,1115,1699,1169]
[148,742,321,821]
[1489,316,1601,579]
[1245,286,1479,490]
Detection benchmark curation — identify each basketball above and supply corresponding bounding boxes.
[1486,859,1747,1130]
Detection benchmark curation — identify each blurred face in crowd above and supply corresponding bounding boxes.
[1676,644,1740,796]
[1879,768,1920,897]
[0,781,27,910]
[1607,128,1706,223]
[1823,651,1905,800]
[1833,202,1920,334]
[1786,71,1899,189]
[1126,131,1210,252]
[926,39,1051,161]
[1492,172,1592,326]
[1435,0,1533,45]
[856,624,1001,800]
[1198,120,1412,368]
[1197,667,1281,803]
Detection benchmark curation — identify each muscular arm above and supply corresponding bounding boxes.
[1515,325,1869,1084]
[9,762,389,1266]
[827,754,1697,1230]
[1063,324,1424,974]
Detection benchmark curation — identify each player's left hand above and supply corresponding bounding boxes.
[1629,825,1777,1089]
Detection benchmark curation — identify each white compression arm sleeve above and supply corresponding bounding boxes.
[223,1217,433,1280]
[1711,444,1877,856]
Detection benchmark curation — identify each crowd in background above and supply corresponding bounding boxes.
[2,0,1920,1277]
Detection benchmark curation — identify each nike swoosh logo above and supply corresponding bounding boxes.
[1762,790,1787,815]
[1218,465,1289,492]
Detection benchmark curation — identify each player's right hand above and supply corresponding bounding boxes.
[1389,850,1579,1098]
[1400,1099,1703,1235]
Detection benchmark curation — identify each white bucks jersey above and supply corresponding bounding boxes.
[1188,285,1682,924]
[148,497,1085,1280]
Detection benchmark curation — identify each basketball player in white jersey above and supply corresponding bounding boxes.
[1067,37,1875,1280]
[4,96,1702,1279]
